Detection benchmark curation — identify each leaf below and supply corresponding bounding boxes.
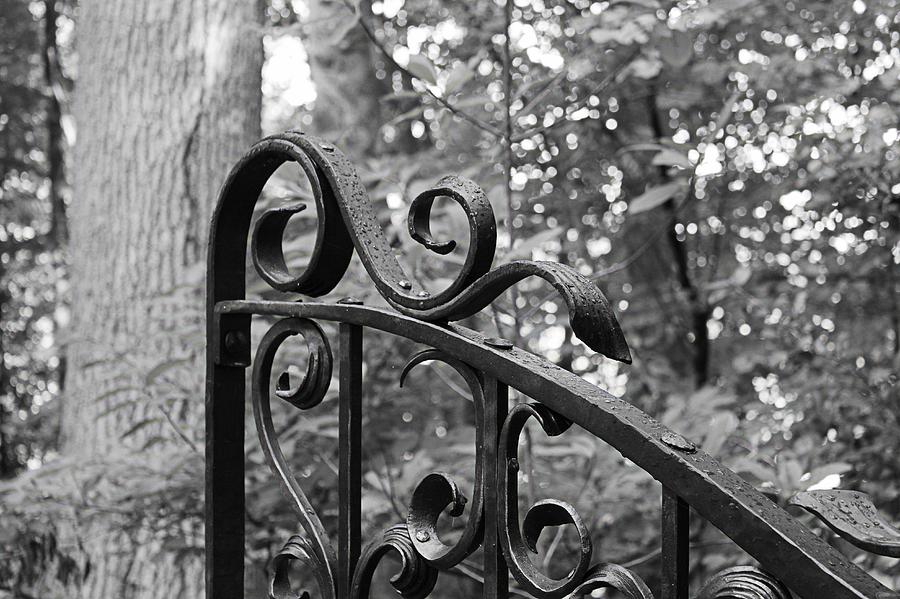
[144,357,193,385]
[444,63,473,94]
[657,30,693,68]
[506,227,564,260]
[120,418,161,440]
[651,148,691,168]
[730,265,752,286]
[630,57,662,79]
[407,54,437,85]
[621,143,672,154]
[327,12,361,47]
[807,463,853,487]
[777,458,804,491]
[629,181,682,214]
[611,0,660,7]
[702,412,739,456]
[731,458,775,484]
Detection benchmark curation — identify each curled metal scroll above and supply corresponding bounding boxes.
[251,146,353,295]
[696,566,792,599]
[399,349,487,569]
[252,317,337,599]
[247,131,630,363]
[270,535,334,599]
[571,563,655,599]
[498,401,594,599]
[350,524,438,599]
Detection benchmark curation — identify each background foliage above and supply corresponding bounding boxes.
[1,0,898,596]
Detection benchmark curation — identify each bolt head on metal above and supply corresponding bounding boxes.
[484,337,514,349]
[661,431,697,453]
[415,530,430,542]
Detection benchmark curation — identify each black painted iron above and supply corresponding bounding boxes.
[207,132,899,599]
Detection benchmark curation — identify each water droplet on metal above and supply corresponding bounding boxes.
[398,280,412,289]
[321,143,334,152]
[484,337,513,349]
[508,457,519,471]
[417,290,430,297]
[338,297,363,305]
[415,530,430,542]
[661,431,696,453]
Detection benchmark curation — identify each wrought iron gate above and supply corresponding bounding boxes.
[206,131,899,599]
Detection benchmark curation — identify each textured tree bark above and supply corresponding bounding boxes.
[62,1,262,597]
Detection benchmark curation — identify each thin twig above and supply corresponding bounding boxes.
[341,0,504,139]
[377,446,407,520]
[621,540,735,569]
[516,69,568,117]
[159,405,200,454]
[445,560,533,598]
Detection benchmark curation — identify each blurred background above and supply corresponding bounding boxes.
[0,0,898,597]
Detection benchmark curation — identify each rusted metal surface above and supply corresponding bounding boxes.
[206,132,898,599]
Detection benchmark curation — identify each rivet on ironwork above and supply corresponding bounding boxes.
[337,297,364,305]
[508,457,519,472]
[415,530,431,542]
[484,337,514,350]
[661,431,697,453]
[223,331,247,356]
[398,279,412,289]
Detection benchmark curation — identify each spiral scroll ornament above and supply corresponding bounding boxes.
[697,566,792,599]
[400,350,488,569]
[498,401,597,599]
[350,525,439,599]
[270,535,335,599]
[247,132,630,363]
[571,563,656,599]
[252,317,338,599]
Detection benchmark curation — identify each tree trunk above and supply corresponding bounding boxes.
[62,1,261,597]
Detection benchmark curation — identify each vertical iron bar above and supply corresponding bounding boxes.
[205,366,245,599]
[339,322,363,598]
[483,375,509,599]
[661,485,690,599]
